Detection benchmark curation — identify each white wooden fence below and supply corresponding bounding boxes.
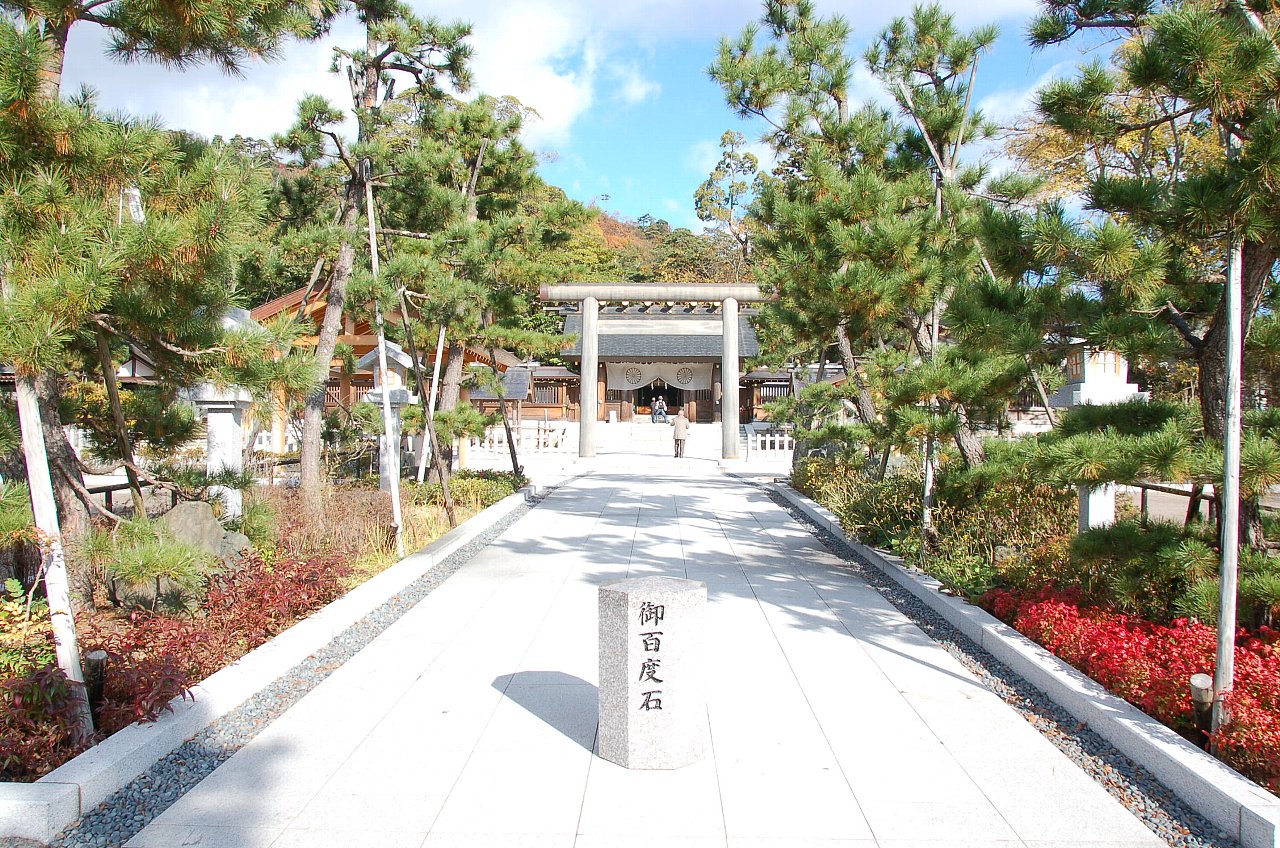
[741,424,795,458]
[468,420,573,455]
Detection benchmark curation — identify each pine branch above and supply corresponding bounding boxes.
[321,129,356,176]
[61,472,124,524]
[1161,300,1204,352]
[949,56,980,166]
[93,317,225,359]
[1115,105,1199,135]
[894,79,949,177]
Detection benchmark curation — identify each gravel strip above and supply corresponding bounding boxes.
[764,485,1240,848]
[41,489,552,848]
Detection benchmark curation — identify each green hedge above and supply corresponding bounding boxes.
[792,457,1076,599]
[406,470,527,511]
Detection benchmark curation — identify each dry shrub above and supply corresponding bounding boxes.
[255,485,395,561]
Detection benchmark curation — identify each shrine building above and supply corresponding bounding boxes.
[539,282,770,460]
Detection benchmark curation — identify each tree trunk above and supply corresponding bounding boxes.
[1198,238,1277,548]
[437,341,466,412]
[35,22,70,100]
[1027,356,1059,428]
[35,373,89,540]
[299,217,356,500]
[950,402,986,468]
[835,321,878,426]
[96,330,145,516]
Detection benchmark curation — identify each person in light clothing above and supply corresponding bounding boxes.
[672,408,690,457]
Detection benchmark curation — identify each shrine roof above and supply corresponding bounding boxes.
[470,366,533,400]
[560,307,759,360]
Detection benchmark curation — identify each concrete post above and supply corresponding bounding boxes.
[580,295,599,458]
[721,297,739,460]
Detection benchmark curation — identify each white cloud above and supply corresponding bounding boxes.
[462,3,599,148]
[661,198,703,232]
[978,60,1076,126]
[60,18,366,141]
[55,0,1047,188]
[611,63,661,104]
[685,139,721,176]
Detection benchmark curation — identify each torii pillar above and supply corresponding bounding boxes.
[540,283,765,460]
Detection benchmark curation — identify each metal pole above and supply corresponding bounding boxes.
[1213,233,1243,736]
[364,160,405,559]
[580,296,599,457]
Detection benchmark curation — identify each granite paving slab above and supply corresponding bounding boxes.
[125,471,1165,848]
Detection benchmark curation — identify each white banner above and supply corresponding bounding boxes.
[605,362,713,391]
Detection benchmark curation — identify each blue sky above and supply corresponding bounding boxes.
[62,0,1100,233]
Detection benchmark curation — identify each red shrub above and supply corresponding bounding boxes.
[2,549,354,780]
[985,588,1280,792]
[0,667,87,781]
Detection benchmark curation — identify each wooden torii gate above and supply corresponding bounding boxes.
[539,282,767,460]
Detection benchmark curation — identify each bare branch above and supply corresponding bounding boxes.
[1161,300,1204,351]
[379,227,433,239]
[1115,105,1198,135]
[93,317,225,358]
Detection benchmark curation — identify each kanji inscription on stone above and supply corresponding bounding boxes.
[598,576,707,769]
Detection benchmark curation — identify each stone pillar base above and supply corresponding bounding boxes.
[598,576,707,770]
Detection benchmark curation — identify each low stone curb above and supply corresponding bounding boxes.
[771,482,1280,848]
[0,483,551,845]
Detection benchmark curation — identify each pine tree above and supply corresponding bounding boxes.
[279,3,472,499]
[1001,0,1280,547]
[1,0,331,734]
[710,1,1008,470]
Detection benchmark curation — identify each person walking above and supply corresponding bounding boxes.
[672,407,690,457]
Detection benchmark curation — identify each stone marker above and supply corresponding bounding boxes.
[598,576,707,769]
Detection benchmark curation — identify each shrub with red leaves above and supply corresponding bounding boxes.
[88,552,352,719]
[985,588,1280,793]
[0,550,354,781]
[0,666,88,781]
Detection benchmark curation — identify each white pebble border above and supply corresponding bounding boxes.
[771,481,1280,848]
[0,480,561,845]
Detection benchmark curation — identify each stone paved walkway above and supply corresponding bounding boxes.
[126,470,1164,848]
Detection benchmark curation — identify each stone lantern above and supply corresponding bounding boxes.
[356,341,418,492]
[191,307,256,520]
[1048,343,1148,531]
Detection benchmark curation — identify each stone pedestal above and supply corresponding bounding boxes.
[192,385,252,520]
[598,576,707,770]
[1078,483,1117,532]
[366,387,415,493]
